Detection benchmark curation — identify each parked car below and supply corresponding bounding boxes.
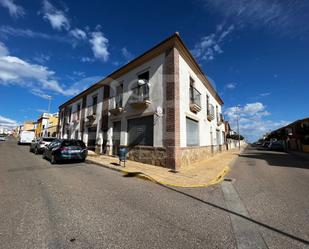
[18,131,35,144]
[262,141,270,148]
[42,139,87,164]
[30,137,56,154]
[0,135,7,141]
[268,141,284,151]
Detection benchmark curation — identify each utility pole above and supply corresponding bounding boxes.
[236,105,241,150]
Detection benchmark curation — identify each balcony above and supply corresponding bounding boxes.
[129,84,151,109]
[217,114,224,126]
[86,105,97,124]
[207,104,215,121]
[189,87,201,113]
[109,95,123,115]
[72,111,80,124]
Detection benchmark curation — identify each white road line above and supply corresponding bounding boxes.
[221,181,268,249]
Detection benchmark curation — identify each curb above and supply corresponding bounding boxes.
[86,158,231,188]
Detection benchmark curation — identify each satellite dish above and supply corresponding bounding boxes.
[156,106,163,116]
[138,79,147,85]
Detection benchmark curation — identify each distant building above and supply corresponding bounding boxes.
[35,113,59,137]
[267,117,309,153]
[22,121,36,132]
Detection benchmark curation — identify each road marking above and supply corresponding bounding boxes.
[221,181,268,249]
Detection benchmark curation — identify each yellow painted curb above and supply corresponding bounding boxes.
[86,158,230,188]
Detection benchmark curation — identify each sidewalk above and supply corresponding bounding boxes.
[86,147,244,188]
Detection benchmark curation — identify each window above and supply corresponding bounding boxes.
[127,116,153,146]
[115,83,123,108]
[189,77,201,108]
[68,107,72,122]
[186,117,199,146]
[132,71,150,101]
[77,103,81,120]
[206,95,210,114]
[92,95,98,115]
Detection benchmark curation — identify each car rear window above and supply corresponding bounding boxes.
[43,138,55,142]
[61,140,86,148]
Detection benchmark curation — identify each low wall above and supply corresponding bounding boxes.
[180,146,213,167]
[127,146,167,167]
[227,139,246,150]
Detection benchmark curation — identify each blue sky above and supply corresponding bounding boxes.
[0,0,308,141]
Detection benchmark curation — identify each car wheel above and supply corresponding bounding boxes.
[35,147,39,155]
[51,155,57,165]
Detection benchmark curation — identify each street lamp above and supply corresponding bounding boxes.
[236,105,241,150]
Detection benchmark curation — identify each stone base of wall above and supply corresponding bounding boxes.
[180,146,213,167]
[127,146,167,167]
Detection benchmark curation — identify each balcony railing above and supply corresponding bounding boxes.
[72,111,80,123]
[87,105,97,123]
[129,84,151,109]
[109,95,123,115]
[217,113,224,126]
[189,87,201,113]
[207,104,215,121]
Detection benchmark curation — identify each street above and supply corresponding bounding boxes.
[0,138,308,249]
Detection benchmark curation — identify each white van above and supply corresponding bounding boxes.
[18,131,35,144]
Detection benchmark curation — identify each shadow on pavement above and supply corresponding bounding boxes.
[239,147,309,169]
[122,171,309,246]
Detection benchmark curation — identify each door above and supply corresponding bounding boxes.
[87,126,97,151]
[112,121,121,156]
[216,130,221,145]
[127,116,153,147]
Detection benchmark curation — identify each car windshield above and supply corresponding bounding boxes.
[42,138,55,142]
[61,140,85,148]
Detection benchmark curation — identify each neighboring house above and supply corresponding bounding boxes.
[268,117,309,153]
[35,113,59,138]
[22,121,36,132]
[47,113,59,137]
[35,113,50,138]
[58,33,226,170]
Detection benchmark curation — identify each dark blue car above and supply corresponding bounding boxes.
[42,139,87,164]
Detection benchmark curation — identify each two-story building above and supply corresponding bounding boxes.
[58,33,225,170]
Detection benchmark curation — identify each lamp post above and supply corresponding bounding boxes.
[47,96,52,114]
[236,105,241,150]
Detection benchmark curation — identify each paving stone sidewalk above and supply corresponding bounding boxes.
[86,148,244,187]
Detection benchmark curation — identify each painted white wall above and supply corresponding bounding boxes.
[107,53,165,148]
[178,54,225,148]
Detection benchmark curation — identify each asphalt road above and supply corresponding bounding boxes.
[0,138,308,249]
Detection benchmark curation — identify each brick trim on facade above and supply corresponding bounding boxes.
[164,47,180,170]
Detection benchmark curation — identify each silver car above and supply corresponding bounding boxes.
[30,137,56,154]
[0,135,7,141]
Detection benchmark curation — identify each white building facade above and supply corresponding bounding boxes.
[58,33,225,170]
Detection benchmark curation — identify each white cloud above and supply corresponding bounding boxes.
[121,47,133,61]
[0,114,19,129]
[31,89,52,100]
[0,0,24,18]
[69,28,87,40]
[0,25,71,43]
[0,43,101,98]
[81,56,94,63]
[0,41,9,56]
[192,24,234,61]
[33,53,50,64]
[225,82,236,90]
[224,102,287,141]
[42,0,70,31]
[203,0,309,35]
[89,31,109,61]
[259,92,271,97]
